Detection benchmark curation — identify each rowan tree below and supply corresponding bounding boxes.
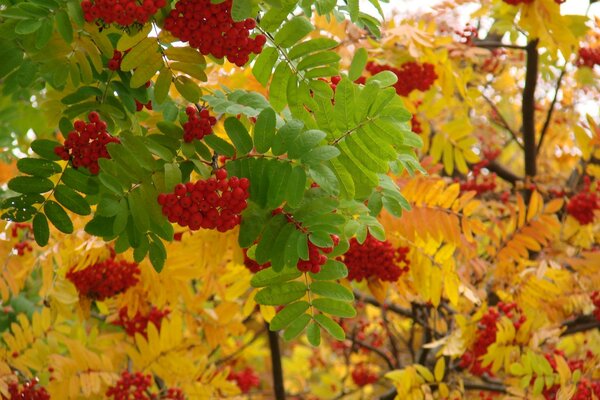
[0,0,599,399]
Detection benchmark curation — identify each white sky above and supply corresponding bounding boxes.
[370,0,600,17]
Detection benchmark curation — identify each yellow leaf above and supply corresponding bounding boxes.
[434,358,445,382]
[544,198,564,214]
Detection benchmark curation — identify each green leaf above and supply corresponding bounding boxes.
[32,213,49,246]
[310,281,354,301]
[238,204,271,248]
[163,163,181,192]
[314,314,345,340]
[149,236,166,273]
[288,38,339,60]
[368,71,398,87]
[309,164,339,195]
[230,0,253,20]
[61,85,103,104]
[274,17,314,48]
[120,133,157,172]
[270,62,291,112]
[31,139,62,161]
[170,62,207,81]
[287,130,326,159]
[270,222,297,271]
[286,166,306,208]
[16,158,61,178]
[301,145,340,165]
[35,18,53,49]
[131,52,163,88]
[270,301,310,331]
[255,281,306,306]
[154,68,172,104]
[15,19,42,35]
[204,135,235,157]
[224,117,253,155]
[252,47,278,86]
[54,184,90,215]
[297,51,340,71]
[333,78,356,133]
[62,168,99,195]
[255,214,288,264]
[44,200,73,233]
[120,37,156,71]
[283,313,311,341]
[55,9,72,43]
[312,298,356,317]
[84,215,115,237]
[251,267,303,288]
[164,45,206,64]
[266,161,292,209]
[8,176,54,194]
[174,76,201,103]
[254,107,276,153]
[307,322,321,346]
[348,47,367,81]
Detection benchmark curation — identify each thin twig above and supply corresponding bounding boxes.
[481,93,523,150]
[472,40,527,50]
[537,68,566,153]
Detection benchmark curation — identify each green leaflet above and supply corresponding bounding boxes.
[53,184,90,215]
[254,281,306,306]
[307,322,321,346]
[252,47,278,86]
[283,313,311,341]
[274,17,314,48]
[224,117,253,155]
[310,281,354,301]
[253,107,276,154]
[16,158,61,178]
[8,176,54,194]
[44,200,73,234]
[314,314,345,340]
[251,267,302,288]
[309,259,348,280]
[32,213,49,246]
[312,298,356,318]
[269,301,310,331]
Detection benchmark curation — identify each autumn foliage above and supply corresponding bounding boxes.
[1,0,600,399]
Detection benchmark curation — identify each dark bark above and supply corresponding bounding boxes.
[267,328,286,400]
[522,40,539,178]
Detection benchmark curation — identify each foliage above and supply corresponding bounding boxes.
[0,0,600,399]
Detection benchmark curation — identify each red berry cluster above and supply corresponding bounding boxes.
[114,306,169,338]
[365,61,437,97]
[340,234,409,282]
[10,223,33,256]
[183,106,217,143]
[458,149,500,196]
[108,50,124,71]
[5,380,50,400]
[54,112,119,175]
[106,371,151,400]
[460,302,526,376]
[351,363,379,387]
[296,236,338,274]
[578,47,600,68]
[502,0,533,5]
[567,176,599,225]
[157,170,249,232]
[164,0,266,67]
[592,291,600,322]
[81,0,167,27]
[66,250,140,301]
[242,248,270,273]
[455,24,478,45]
[135,99,153,112]
[411,114,423,134]
[542,350,600,399]
[227,367,260,394]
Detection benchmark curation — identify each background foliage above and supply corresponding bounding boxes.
[1,0,600,399]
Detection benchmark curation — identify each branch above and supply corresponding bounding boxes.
[537,68,566,153]
[379,380,507,400]
[561,315,600,336]
[353,339,397,370]
[486,160,521,184]
[267,328,286,400]
[353,290,413,319]
[522,39,539,178]
[481,93,523,150]
[472,40,527,50]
